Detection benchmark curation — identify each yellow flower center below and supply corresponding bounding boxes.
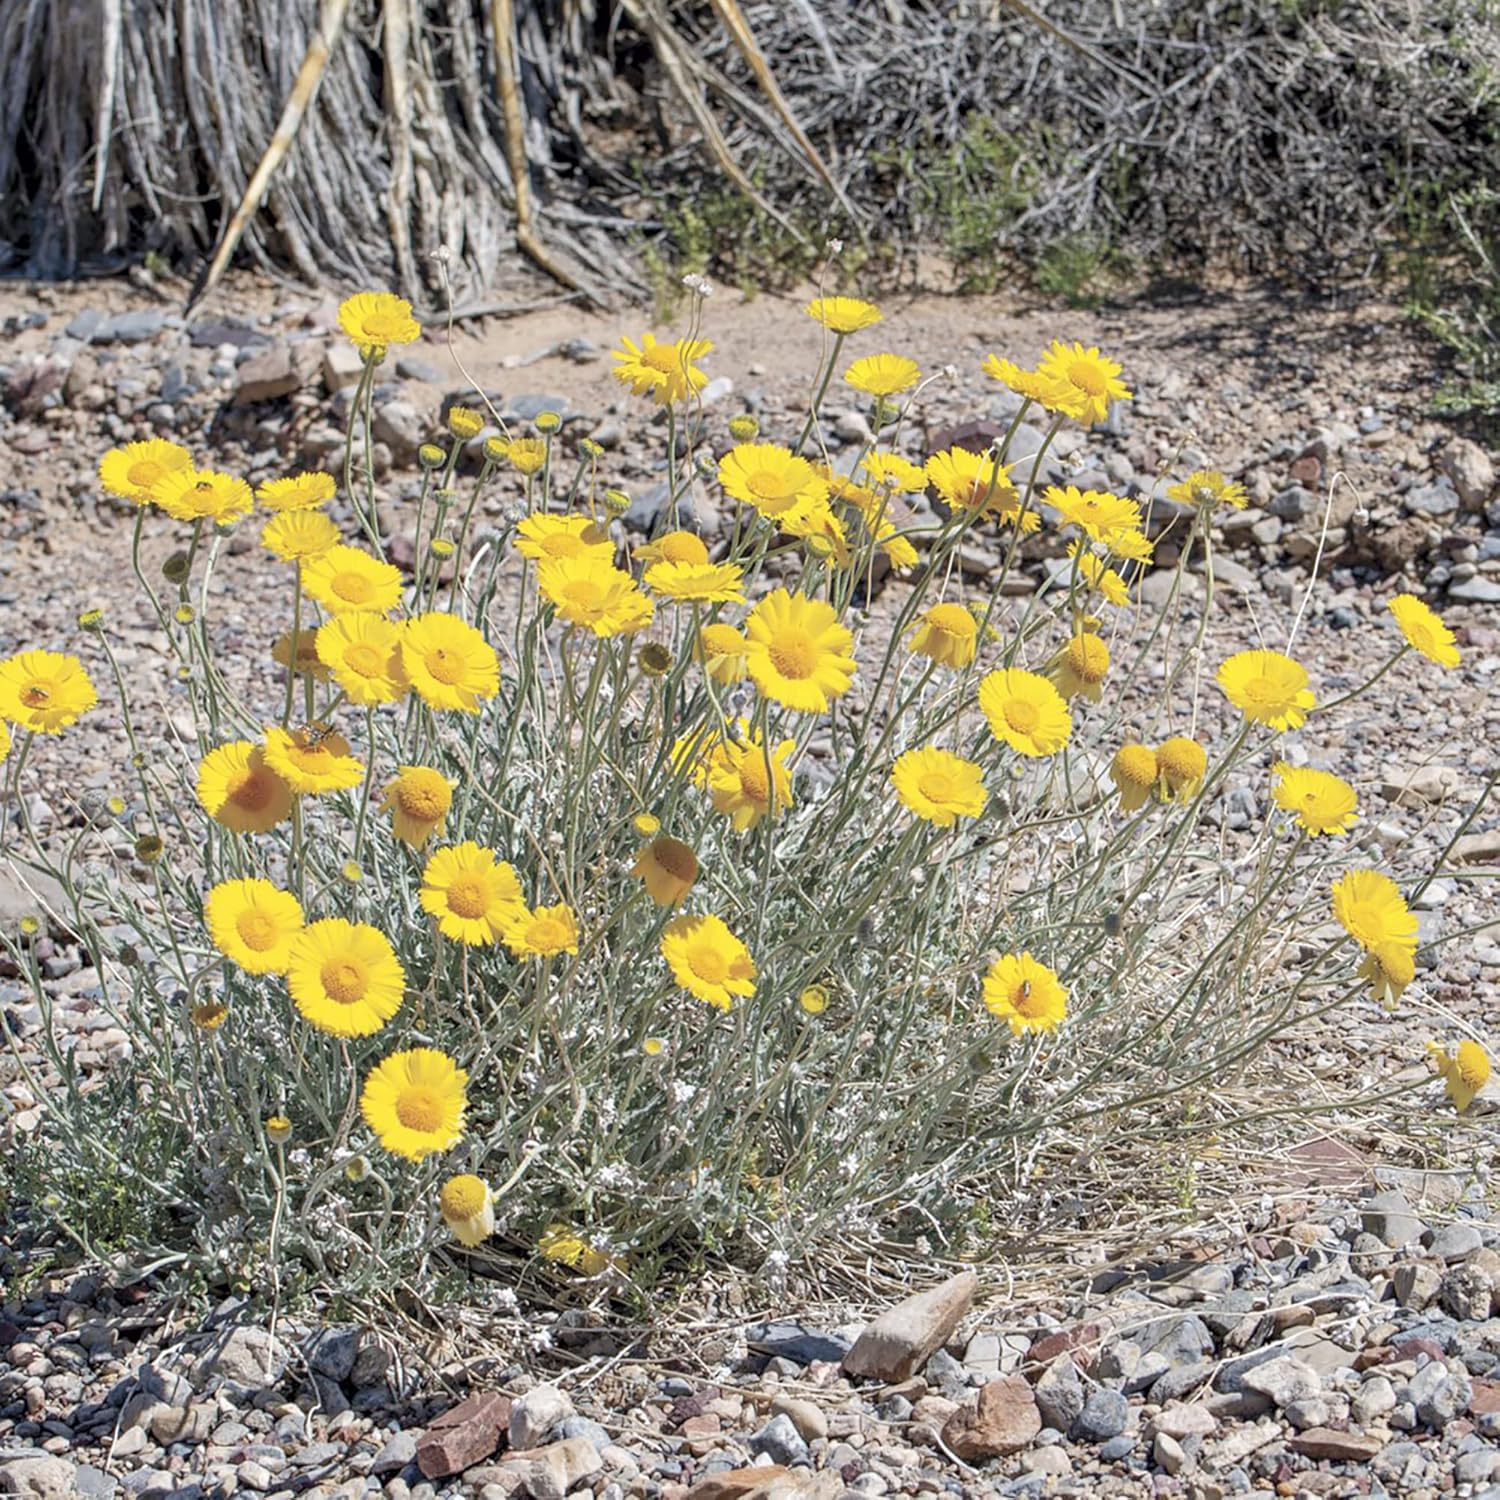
[1003,698,1040,734]
[228,769,275,810]
[737,755,770,804]
[343,643,386,678]
[445,876,488,920]
[1243,674,1284,707]
[361,313,409,341]
[321,958,369,1004]
[1067,359,1108,396]
[918,771,955,803]
[442,1176,487,1219]
[128,459,166,488]
[1066,636,1109,682]
[236,911,279,951]
[562,580,607,612]
[397,780,444,819]
[926,604,975,637]
[748,468,801,504]
[767,631,818,680]
[543,535,587,558]
[660,534,708,564]
[688,942,729,984]
[643,345,683,373]
[395,1088,445,1132]
[529,917,569,949]
[1010,981,1047,1015]
[333,572,373,603]
[423,648,465,685]
[20,683,51,707]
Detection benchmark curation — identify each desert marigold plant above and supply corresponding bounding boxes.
[0,290,1483,1313]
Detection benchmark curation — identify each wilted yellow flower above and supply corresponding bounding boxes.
[806,296,882,333]
[1111,743,1157,811]
[1360,942,1415,1009]
[1048,632,1110,702]
[635,530,709,566]
[980,355,1087,418]
[1428,1040,1491,1112]
[339,291,421,354]
[983,953,1068,1036]
[979,669,1072,758]
[612,332,712,405]
[1156,736,1207,802]
[890,747,988,826]
[361,1048,467,1161]
[908,602,978,668]
[1388,594,1460,670]
[632,837,699,906]
[861,453,928,493]
[661,913,756,1011]
[1272,762,1358,836]
[1217,650,1315,732]
[191,999,229,1032]
[265,1115,293,1144]
[439,1174,494,1246]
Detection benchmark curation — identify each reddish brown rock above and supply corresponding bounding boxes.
[416,1392,512,1479]
[842,1271,977,1383]
[1287,1428,1384,1461]
[941,1374,1043,1461]
[1026,1320,1106,1368]
[1471,1379,1500,1416]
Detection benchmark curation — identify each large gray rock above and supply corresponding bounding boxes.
[190,1326,289,1391]
[1073,1389,1129,1442]
[1034,1355,1085,1433]
[842,1270,977,1383]
[0,1457,78,1499]
[1362,1190,1425,1249]
[1241,1356,1321,1409]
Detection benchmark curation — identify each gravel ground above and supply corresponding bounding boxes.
[1,271,1499,1498]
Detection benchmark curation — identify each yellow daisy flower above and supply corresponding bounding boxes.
[744,589,856,713]
[502,903,580,959]
[1272,761,1358,836]
[401,612,500,712]
[844,353,921,398]
[611,332,712,405]
[1388,594,1460,670]
[339,292,422,354]
[420,842,524,946]
[860,453,928,493]
[262,510,340,562]
[196,741,293,834]
[696,622,751,686]
[1036,340,1131,425]
[360,1047,467,1161]
[1048,632,1110,702]
[1111,743,1157,812]
[806,296,882,333]
[316,613,409,705]
[0,650,97,734]
[632,837,699,906]
[1045,485,1144,548]
[262,725,364,795]
[706,723,796,831]
[778,495,852,565]
[980,355,1088,419]
[151,468,254,525]
[1361,942,1415,1009]
[256,472,337,512]
[1108,527,1155,565]
[203,878,304,976]
[983,952,1068,1036]
[514,513,615,564]
[439,1174,495,1247]
[926,447,1033,527]
[1428,1039,1491,1112]
[636,530,710,566]
[504,437,546,477]
[908,602,978,668]
[644,559,746,604]
[979,668,1072,757]
[1167,470,1247,510]
[890,747,988,826]
[1333,869,1417,954]
[719,443,828,520]
[302,544,404,616]
[382,765,454,846]
[288,918,406,1037]
[538,556,654,637]
[99,439,193,505]
[1217,649,1316,732]
[1070,543,1131,606]
[661,913,756,1011]
[1156,737,1207,802]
